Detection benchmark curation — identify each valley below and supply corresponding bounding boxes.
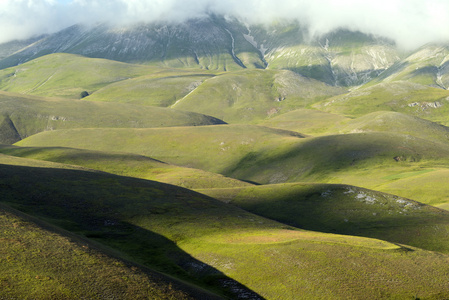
[1,16,449,299]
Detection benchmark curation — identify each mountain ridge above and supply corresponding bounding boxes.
[0,16,406,87]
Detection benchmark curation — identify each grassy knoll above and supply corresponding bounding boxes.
[200,183,449,254]
[87,71,217,107]
[0,145,251,190]
[180,233,449,300]
[172,69,345,123]
[372,168,449,207]
[15,126,449,184]
[334,111,449,143]
[0,204,211,300]
[15,126,449,208]
[0,53,159,99]
[14,125,306,175]
[259,108,349,135]
[2,156,449,299]
[315,81,449,124]
[0,91,225,144]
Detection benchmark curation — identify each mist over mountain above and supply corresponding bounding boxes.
[1,0,449,50]
[0,15,403,87]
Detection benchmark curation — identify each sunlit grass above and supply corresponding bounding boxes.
[0,204,195,299]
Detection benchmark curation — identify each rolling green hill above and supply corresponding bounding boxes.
[15,126,449,210]
[0,145,251,190]
[373,168,449,207]
[0,53,157,99]
[0,90,225,144]
[172,69,346,123]
[259,108,349,135]
[86,72,217,107]
[200,183,449,253]
[16,127,449,183]
[0,203,212,300]
[315,81,449,124]
[2,155,449,299]
[335,111,449,143]
[13,125,305,175]
[3,18,449,299]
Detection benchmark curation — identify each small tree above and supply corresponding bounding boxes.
[80,91,89,99]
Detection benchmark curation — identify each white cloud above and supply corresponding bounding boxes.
[1,0,449,49]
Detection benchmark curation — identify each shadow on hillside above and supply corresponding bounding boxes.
[222,132,449,183]
[286,64,389,87]
[0,163,264,300]
[370,61,409,83]
[226,184,449,253]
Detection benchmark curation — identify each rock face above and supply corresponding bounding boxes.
[0,15,404,86]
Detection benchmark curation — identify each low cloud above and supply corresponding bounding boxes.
[1,0,449,49]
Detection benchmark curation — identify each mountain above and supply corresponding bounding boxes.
[0,16,402,87]
[0,35,45,60]
[368,44,449,88]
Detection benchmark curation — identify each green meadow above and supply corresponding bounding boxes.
[0,203,206,300]
[0,145,251,190]
[2,155,449,299]
[0,90,225,144]
[0,53,156,99]
[2,47,449,299]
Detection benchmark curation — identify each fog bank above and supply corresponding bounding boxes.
[1,0,448,49]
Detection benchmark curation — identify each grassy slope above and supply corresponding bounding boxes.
[16,126,449,208]
[86,70,217,107]
[2,155,449,299]
[0,204,211,300]
[0,145,251,190]
[14,125,306,175]
[172,69,345,123]
[0,53,158,99]
[366,44,449,88]
[259,108,350,135]
[333,111,449,142]
[315,81,449,125]
[200,183,449,254]
[17,127,449,182]
[307,112,449,206]
[373,169,449,207]
[0,91,225,144]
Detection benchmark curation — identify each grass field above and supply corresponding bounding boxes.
[0,145,251,190]
[315,81,449,125]
[86,71,217,107]
[2,156,449,299]
[172,69,345,123]
[0,203,212,300]
[2,47,449,299]
[14,124,449,210]
[0,53,158,99]
[259,108,349,135]
[334,111,449,143]
[199,183,449,253]
[14,125,305,175]
[0,90,225,144]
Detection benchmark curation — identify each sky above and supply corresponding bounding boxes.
[1,0,449,49]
